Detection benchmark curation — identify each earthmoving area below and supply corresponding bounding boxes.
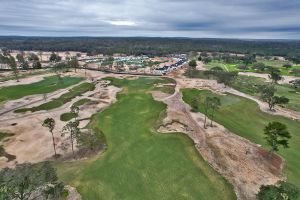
[0,65,299,199]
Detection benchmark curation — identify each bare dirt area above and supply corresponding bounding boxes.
[153,84,284,200]
[238,72,299,84]
[0,71,122,168]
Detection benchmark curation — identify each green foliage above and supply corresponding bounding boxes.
[260,84,289,110]
[0,162,64,200]
[49,52,61,62]
[264,122,291,157]
[72,98,91,107]
[257,181,300,200]
[60,112,78,122]
[188,59,197,69]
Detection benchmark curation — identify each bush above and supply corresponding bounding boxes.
[257,181,300,200]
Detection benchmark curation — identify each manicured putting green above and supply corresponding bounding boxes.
[56,78,236,200]
[0,75,84,103]
[182,89,300,185]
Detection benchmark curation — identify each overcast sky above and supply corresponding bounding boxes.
[0,0,300,39]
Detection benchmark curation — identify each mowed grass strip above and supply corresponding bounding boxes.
[15,82,95,113]
[72,98,91,107]
[0,76,84,103]
[56,77,236,200]
[182,89,300,185]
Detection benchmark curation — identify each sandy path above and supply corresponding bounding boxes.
[153,83,283,200]
[238,72,299,84]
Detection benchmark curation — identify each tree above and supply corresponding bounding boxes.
[209,97,221,127]
[216,71,238,87]
[0,162,64,200]
[260,84,289,110]
[49,52,61,62]
[62,120,80,157]
[83,63,88,77]
[269,69,282,83]
[69,57,79,72]
[70,105,79,121]
[257,181,299,200]
[32,61,42,69]
[27,53,39,62]
[8,55,19,82]
[42,118,57,156]
[264,122,291,158]
[16,53,25,63]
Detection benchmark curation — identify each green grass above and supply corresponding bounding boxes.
[230,75,300,112]
[0,75,84,103]
[15,82,95,113]
[60,112,78,121]
[182,89,300,186]
[55,77,236,200]
[72,98,91,107]
[205,59,300,76]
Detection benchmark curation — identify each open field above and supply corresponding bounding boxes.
[0,75,83,103]
[15,82,95,113]
[204,59,300,76]
[230,75,300,112]
[182,89,300,185]
[56,77,236,200]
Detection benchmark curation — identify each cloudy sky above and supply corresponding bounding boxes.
[0,0,300,39]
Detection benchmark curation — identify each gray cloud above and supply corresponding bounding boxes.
[0,0,299,39]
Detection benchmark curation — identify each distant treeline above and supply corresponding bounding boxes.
[0,36,300,58]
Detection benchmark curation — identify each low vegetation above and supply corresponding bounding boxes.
[182,89,300,185]
[72,98,91,107]
[15,82,95,113]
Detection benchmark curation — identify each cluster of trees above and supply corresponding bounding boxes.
[0,162,66,200]
[257,181,299,200]
[43,105,102,159]
[1,37,300,59]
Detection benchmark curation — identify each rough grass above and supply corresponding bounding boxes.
[72,98,91,107]
[60,112,78,121]
[55,77,236,200]
[0,75,84,103]
[205,59,300,76]
[15,82,95,113]
[182,88,300,186]
[230,75,300,112]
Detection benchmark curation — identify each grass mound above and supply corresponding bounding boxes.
[72,98,91,107]
[60,112,78,121]
[182,88,300,185]
[55,77,236,200]
[15,82,95,113]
